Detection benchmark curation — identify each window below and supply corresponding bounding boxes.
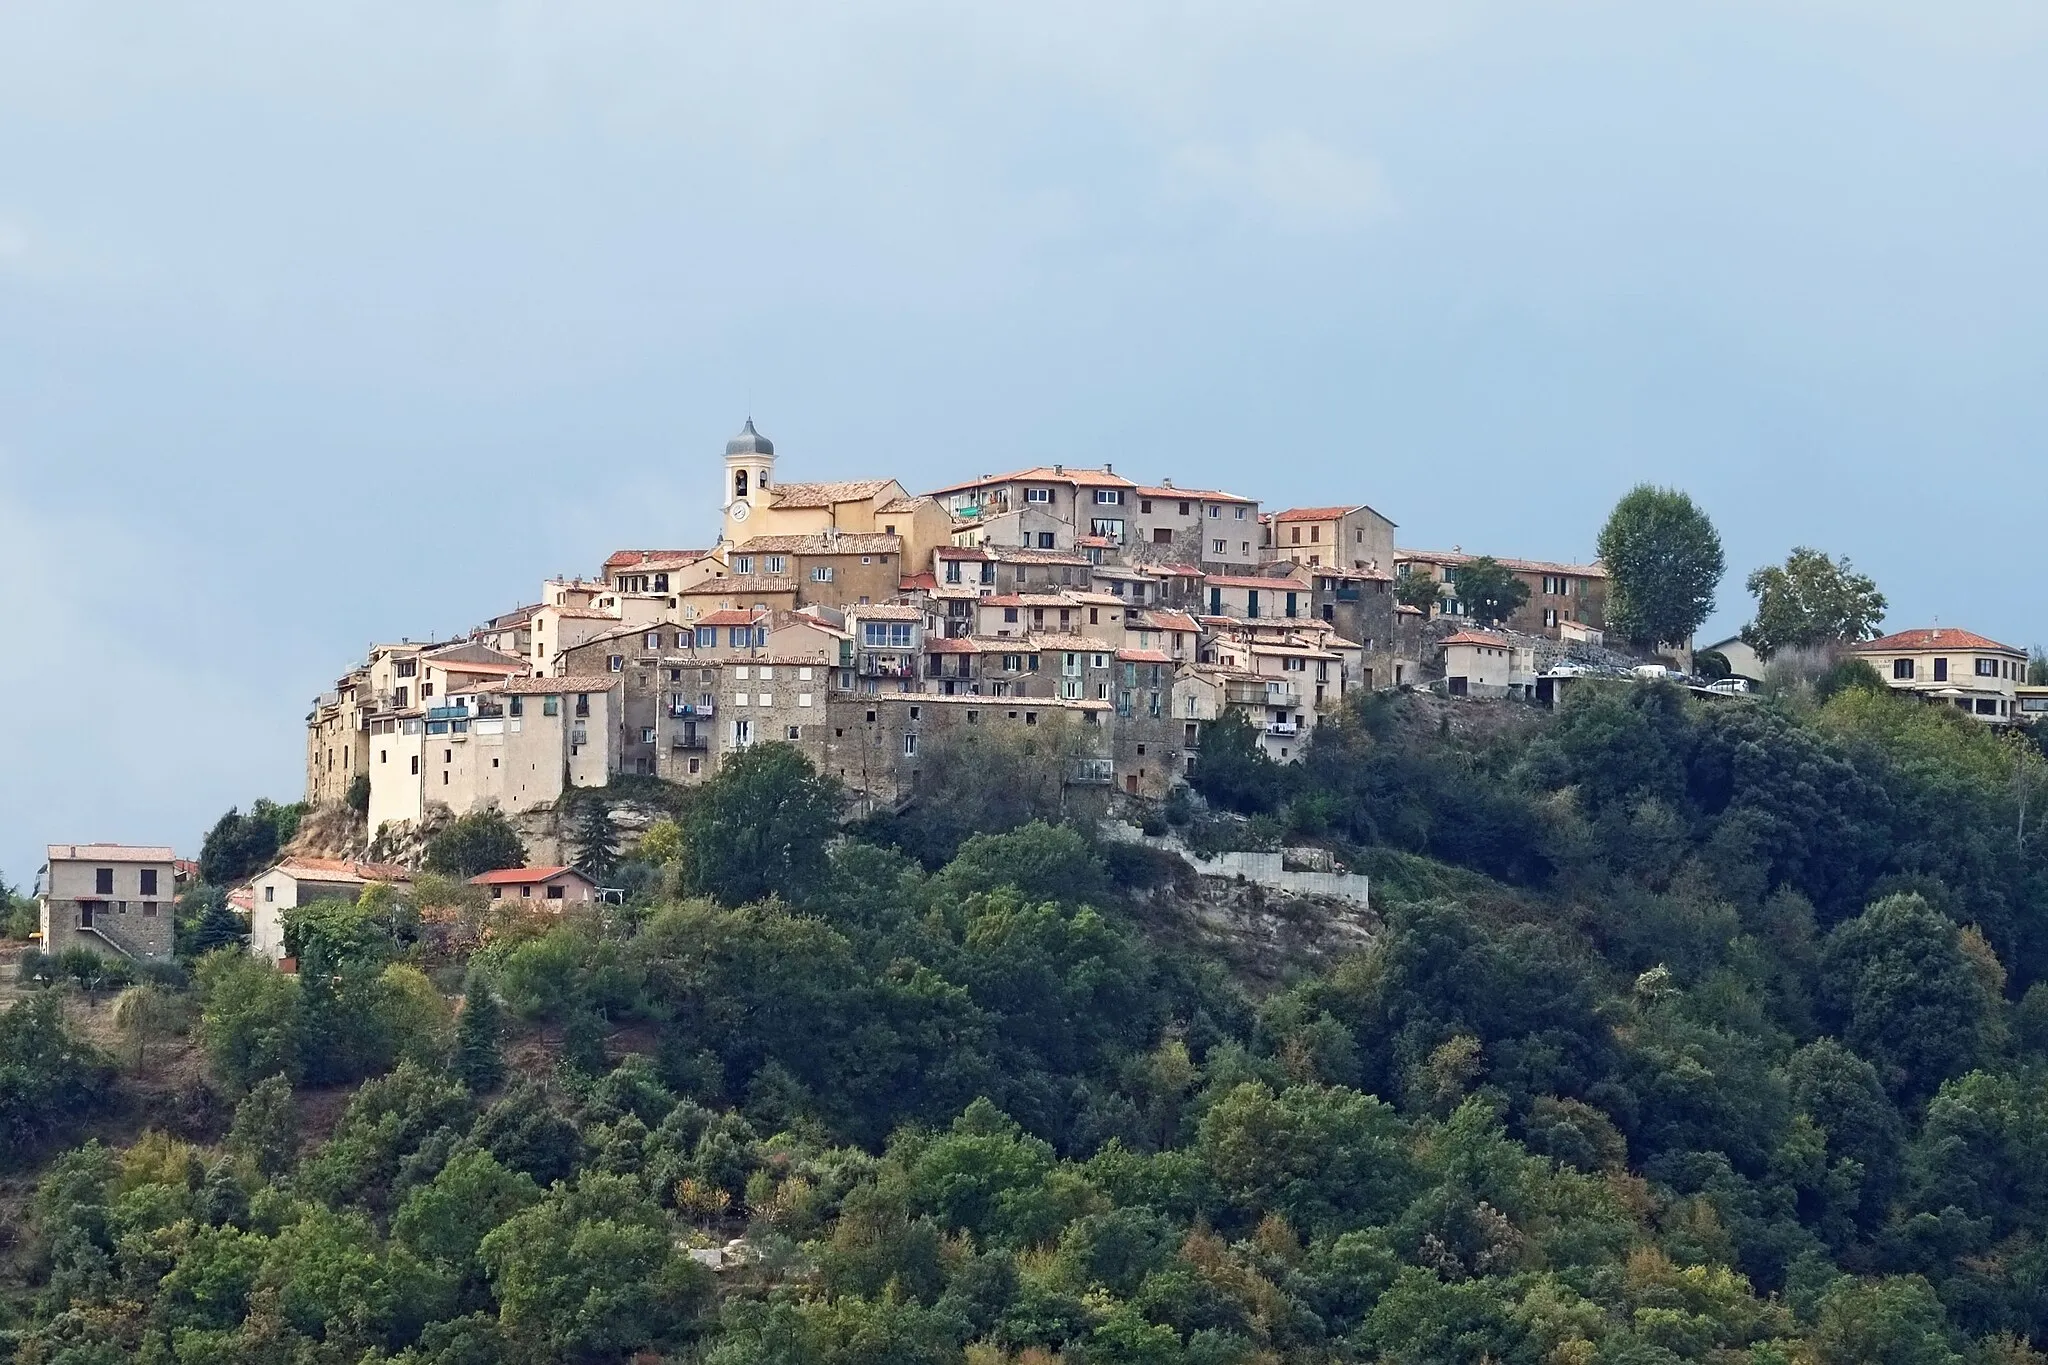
[143,901,158,917]
[945,560,962,584]
[758,693,773,707]
[1140,499,1153,513]
[1212,539,1226,554]
[904,733,919,756]
[863,622,915,648]
[608,654,624,671]
[1934,658,1949,682]
[1976,658,2000,677]
[909,705,921,720]
[509,696,523,717]
[733,719,753,745]
[1093,488,1121,505]
[395,659,418,678]
[1003,606,1019,624]
[759,666,774,680]
[787,725,802,740]
[543,695,559,716]
[654,573,669,591]
[394,686,409,707]
[1291,527,1301,544]
[734,555,753,574]
[139,868,158,896]
[264,884,275,903]
[94,867,114,895]
[410,755,420,774]
[1891,658,1914,680]
[798,692,813,707]
[765,555,786,574]
[1208,505,1221,518]
[812,566,834,582]
[1026,486,1052,503]
[1090,518,1124,540]
[1235,506,1247,519]
[640,726,656,743]
[1036,532,1057,548]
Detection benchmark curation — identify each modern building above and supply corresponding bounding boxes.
[471,865,600,904]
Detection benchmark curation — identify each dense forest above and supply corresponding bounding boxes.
[6,671,2048,1364]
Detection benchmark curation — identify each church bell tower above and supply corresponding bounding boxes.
[721,418,775,545]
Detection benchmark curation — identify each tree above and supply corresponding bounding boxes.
[422,809,527,879]
[478,1172,712,1362]
[452,965,506,1093]
[1191,710,1290,813]
[110,983,183,1069]
[198,799,304,886]
[571,798,621,883]
[1739,547,1887,658]
[195,949,304,1092]
[178,884,248,957]
[1453,557,1530,629]
[2031,647,2048,687]
[0,993,114,1161]
[228,1072,301,1178]
[1596,484,1725,646]
[1394,571,1444,614]
[683,742,841,906]
[1820,894,1997,1101]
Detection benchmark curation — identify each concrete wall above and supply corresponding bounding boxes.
[40,856,176,961]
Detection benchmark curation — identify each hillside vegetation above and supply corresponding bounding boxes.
[6,680,2048,1364]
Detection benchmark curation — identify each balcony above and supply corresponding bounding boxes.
[858,653,918,679]
[671,731,709,750]
[1265,721,1300,737]
[474,702,505,719]
[426,704,470,722]
[1263,683,1302,706]
[1223,680,1268,706]
[668,702,715,719]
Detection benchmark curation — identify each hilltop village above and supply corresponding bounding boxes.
[303,419,1612,834]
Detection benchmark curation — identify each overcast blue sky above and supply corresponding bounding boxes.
[4,2,2047,879]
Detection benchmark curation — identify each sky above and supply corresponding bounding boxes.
[4,1,2047,879]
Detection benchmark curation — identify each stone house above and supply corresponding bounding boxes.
[38,844,177,962]
[1394,549,1608,639]
[1127,483,1262,570]
[1269,505,1398,574]
[1307,568,1398,690]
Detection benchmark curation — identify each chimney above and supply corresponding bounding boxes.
[1161,478,1174,488]
[1054,463,1064,475]
[1104,462,1114,474]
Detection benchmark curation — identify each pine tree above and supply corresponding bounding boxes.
[572,799,620,883]
[452,967,505,1094]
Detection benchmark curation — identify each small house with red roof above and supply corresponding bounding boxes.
[471,865,600,904]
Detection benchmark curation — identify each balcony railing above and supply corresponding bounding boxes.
[668,702,715,719]
[859,654,918,679]
[1265,721,1300,737]
[426,705,470,722]
[1068,758,1115,785]
[671,731,709,750]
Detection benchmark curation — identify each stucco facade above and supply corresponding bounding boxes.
[38,844,177,962]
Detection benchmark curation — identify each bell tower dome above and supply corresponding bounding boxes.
[721,418,775,544]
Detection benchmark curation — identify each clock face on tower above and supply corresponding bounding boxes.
[730,500,750,523]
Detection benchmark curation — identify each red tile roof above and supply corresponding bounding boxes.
[604,549,703,571]
[1398,548,1604,577]
[925,637,981,654]
[929,465,1137,494]
[694,609,768,627]
[469,866,589,886]
[733,533,901,555]
[1274,505,1369,522]
[1441,630,1510,648]
[900,572,940,591]
[1853,627,2024,655]
[276,855,413,883]
[1133,485,1254,503]
[767,479,899,509]
[1117,648,1174,663]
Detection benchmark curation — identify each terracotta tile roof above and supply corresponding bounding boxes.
[276,855,413,883]
[988,546,1094,565]
[1137,610,1201,632]
[850,603,925,621]
[1076,536,1118,548]
[1440,630,1511,648]
[1029,632,1114,651]
[694,609,770,627]
[766,479,899,509]
[901,573,940,592]
[478,675,623,696]
[877,494,932,514]
[1203,574,1312,590]
[733,533,901,555]
[1276,505,1372,522]
[1853,627,2024,655]
[432,658,530,675]
[1397,548,1604,577]
[485,604,541,627]
[542,606,622,620]
[978,593,1083,608]
[604,548,703,571]
[1133,484,1255,503]
[1117,648,1174,663]
[46,843,177,863]
[925,637,981,654]
[929,465,1137,494]
[469,865,590,886]
[1308,566,1394,582]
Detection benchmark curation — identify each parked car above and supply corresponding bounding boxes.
[1706,677,1753,695]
